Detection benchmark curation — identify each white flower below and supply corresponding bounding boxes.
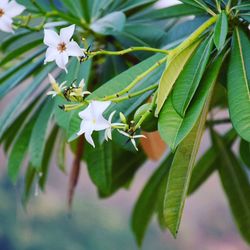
[44,24,84,72]
[118,130,146,151]
[0,0,25,33]
[104,111,124,141]
[77,101,111,147]
[47,74,66,97]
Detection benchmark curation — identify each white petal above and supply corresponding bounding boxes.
[44,47,58,63]
[106,128,112,140]
[44,29,60,47]
[67,41,83,57]
[5,1,25,18]
[79,105,93,120]
[0,15,13,33]
[108,111,116,123]
[90,101,111,120]
[55,52,69,72]
[94,116,110,131]
[133,134,147,139]
[60,24,75,43]
[0,0,8,8]
[85,132,95,148]
[79,79,85,88]
[118,130,130,138]
[131,139,138,151]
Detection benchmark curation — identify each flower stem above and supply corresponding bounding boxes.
[61,103,86,112]
[101,56,167,101]
[110,83,158,103]
[88,47,169,58]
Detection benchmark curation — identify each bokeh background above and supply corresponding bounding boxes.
[0,0,250,250]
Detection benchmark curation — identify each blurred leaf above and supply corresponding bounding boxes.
[156,40,200,115]
[90,12,126,35]
[132,154,173,246]
[130,3,205,21]
[39,126,59,190]
[29,99,55,169]
[0,58,44,98]
[172,35,213,116]
[7,116,37,183]
[240,139,250,169]
[211,130,250,244]
[228,27,250,142]
[0,64,55,139]
[0,40,43,67]
[22,164,36,205]
[85,134,113,194]
[214,11,228,51]
[119,0,156,12]
[0,48,45,84]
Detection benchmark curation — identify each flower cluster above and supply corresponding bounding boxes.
[1,1,149,151]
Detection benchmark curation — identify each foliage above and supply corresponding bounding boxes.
[0,0,250,247]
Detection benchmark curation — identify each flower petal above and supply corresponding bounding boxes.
[118,130,130,138]
[44,29,60,47]
[44,47,58,63]
[108,111,116,123]
[90,101,111,118]
[67,41,83,57]
[60,24,75,43]
[55,52,69,72]
[5,0,25,18]
[0,15,13,33]
[0,0,9,8]
[85,132,95,148]
[131,139,138,151]
[79,105,93,120]
[94,116,110,131]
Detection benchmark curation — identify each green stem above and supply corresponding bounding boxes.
[88,47,169,58]
[102,56,167,101]
[110,83,158,103]
[61,103,86,112]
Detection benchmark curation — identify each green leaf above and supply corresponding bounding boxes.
[39,126,59,190]
[228,27,250,141]
[22,164,36,205]
[0,40,43,67]
[214,11,228,51]
[132,154,173,246]
[159,52,224,150]
[7,116,36,183]
[188,128,237,195]
[85,134,113,194]
[211,130,250,244]
[0,48,45,85]
[0,64,55,139]
[0,58,44,98]
[172,35,213,116]
[119,0,156,12]
[29,99,55,169]
[130,3,205,21]
[240,139,250,169]
[163,82,212,237]
[156,40,201,115]
[90,12,126,35]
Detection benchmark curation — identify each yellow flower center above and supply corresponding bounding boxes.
[57,42,67,53]
[0,9,4,17]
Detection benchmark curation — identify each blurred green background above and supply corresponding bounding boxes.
[0,151,249,250]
